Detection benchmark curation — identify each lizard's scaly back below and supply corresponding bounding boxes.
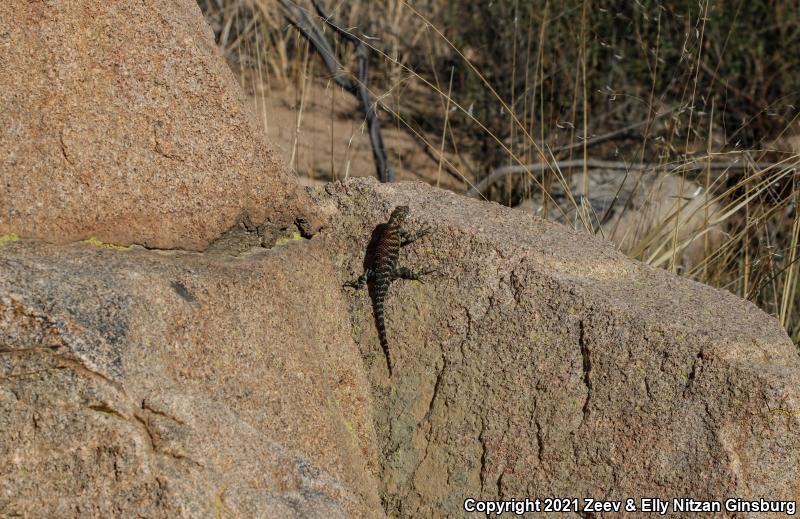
[372,206,409,373]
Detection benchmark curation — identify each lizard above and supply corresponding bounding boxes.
[344,205,432,375]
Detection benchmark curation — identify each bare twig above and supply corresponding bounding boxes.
[279,0,394,182]
[550,105,679,154]
[467,157,779,198]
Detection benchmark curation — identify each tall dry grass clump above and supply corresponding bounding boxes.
[196,0,800,341]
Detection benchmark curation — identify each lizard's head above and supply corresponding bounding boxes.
[390,205,410,223]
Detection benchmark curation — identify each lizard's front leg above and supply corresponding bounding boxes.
[400,225,430,247]
[344,268,373,289]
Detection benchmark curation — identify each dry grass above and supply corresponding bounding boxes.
[197,0,800,341]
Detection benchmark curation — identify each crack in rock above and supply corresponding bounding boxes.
[579,319,592,424]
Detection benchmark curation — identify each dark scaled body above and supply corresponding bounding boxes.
[371,205,406,371]
[345,205,430,375]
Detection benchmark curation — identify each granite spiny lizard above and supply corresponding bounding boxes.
[345,205,432,375]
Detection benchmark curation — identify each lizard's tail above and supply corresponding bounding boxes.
[373,297,393,375]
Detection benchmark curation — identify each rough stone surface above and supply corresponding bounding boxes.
[0,0,316,250]
[0,239,381,518]
[321,178,800,518]
[3,174,800,518]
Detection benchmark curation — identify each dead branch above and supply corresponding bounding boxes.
[279,0,394,182]
[550,105,679,154]
[467,158,780,198]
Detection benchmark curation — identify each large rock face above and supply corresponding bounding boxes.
[320,179,800,517]
[2,178,800,517]
[0,0,314,250]
[0,238,381,518]
[1,2,799,512]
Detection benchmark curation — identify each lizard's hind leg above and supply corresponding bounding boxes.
[344,269,373,289]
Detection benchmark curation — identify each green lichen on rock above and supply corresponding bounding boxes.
[212,485,233,519]
[83,237,130,250]
[0,234,19,247]
[274,231,303,247]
